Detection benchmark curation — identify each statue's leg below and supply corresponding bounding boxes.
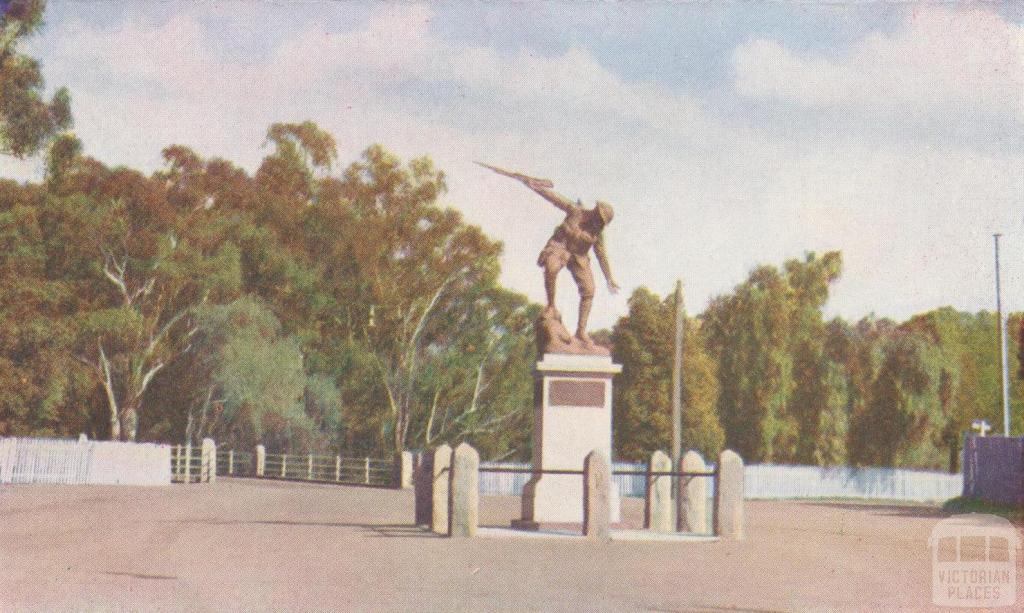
[543,262,558,315]
[569,258,596,344]
[543,254,573,343]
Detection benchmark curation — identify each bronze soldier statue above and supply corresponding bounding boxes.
[478,163,620,350]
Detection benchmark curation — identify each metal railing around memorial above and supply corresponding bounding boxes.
[478,461,715,499]
[477,464,717,489]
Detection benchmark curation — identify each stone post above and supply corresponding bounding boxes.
[307,454,314,480]
[255,445,266,477]
[335,455,341,482]
[679,450,708,533]
[394,450,414,489]
[414,452,434,526]
[449,443,479,538]
[281,454,287,478]
[644,450,673,532]
[583,449,611,541]
[431,444,452,535]
[364,457,370,484]
[201,438,216,483]
[714,449,744,539]
[228,449,234,475]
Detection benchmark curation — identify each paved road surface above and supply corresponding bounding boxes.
[1,478,1019,611]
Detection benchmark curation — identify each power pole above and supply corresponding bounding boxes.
[672,279,685,465]
[994,234,1011,436]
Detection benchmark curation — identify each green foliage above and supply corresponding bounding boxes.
[611,287,723,462]
[1,0,72,158]
[703,252,842,463]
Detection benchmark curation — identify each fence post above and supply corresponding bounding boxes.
[714,449,744,539]
[227,449,234,476]
[281,454,287,478]
[255,445,265,477]
[364,457,370,484]
[414,451,434,526]
[335,455,341,482]
[449,443,479,538]
[174,444,181,481]
[583,449,611,541]
[431,444,452,535]
[201,438,216,483]
[307,454,313,480]
[678,450,708,533]
[184,442,192,483]
[395,450,414,489]
[644,450,673,532]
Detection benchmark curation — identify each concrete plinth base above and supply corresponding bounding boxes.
[516,353,622,525]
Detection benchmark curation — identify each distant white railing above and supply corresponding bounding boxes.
[0,437,171,486]
[478,460,961,503]
[743,463,962,502]
[259,452,392,486]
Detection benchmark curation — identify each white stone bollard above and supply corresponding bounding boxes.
[714,449,744,539]
[281,454,287,478]
[679,450,708,533]
[201,438,216,483]
[645,450,673,532]
[396,450,414,489]
[307,454,314,480]
[228,449,234,475]
[583,449,611,541]
[255,445,266,477]
[335,455,341,482]
[449,443,479,538]
[431,444,452,535]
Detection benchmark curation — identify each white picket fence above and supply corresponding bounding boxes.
[0,437,171,486]
[478,460,962,503]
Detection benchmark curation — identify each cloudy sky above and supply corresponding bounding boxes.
[3,1,1023,329]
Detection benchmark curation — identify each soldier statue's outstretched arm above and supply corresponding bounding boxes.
[525,181,579,214]
[476,161,577,214]
[594,234,620,294]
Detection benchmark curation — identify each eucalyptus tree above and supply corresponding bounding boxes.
[0,0,71,158]
[46,148,242,440]
[611,286,723,462]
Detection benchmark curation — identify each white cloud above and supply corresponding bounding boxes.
[733,5,1024,122]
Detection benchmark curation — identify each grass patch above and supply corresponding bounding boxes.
[942,496,1024,523]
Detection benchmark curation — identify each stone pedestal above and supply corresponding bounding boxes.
[515,353,621,526]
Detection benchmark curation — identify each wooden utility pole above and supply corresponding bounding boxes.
[994,234,1011,436]
[672,280,685,466]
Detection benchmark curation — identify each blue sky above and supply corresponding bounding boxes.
[3,1,1023,329]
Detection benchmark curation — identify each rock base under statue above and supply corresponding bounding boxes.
[515,353,621,526]
[535,309,611,356]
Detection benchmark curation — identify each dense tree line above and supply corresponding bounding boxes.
[612,254,1023,471]
[1,128,538,458]
[2,1,1020,469]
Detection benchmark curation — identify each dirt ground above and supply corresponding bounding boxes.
[1,478,1020,612]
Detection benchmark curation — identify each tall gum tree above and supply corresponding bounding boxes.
[51,148,242,440]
